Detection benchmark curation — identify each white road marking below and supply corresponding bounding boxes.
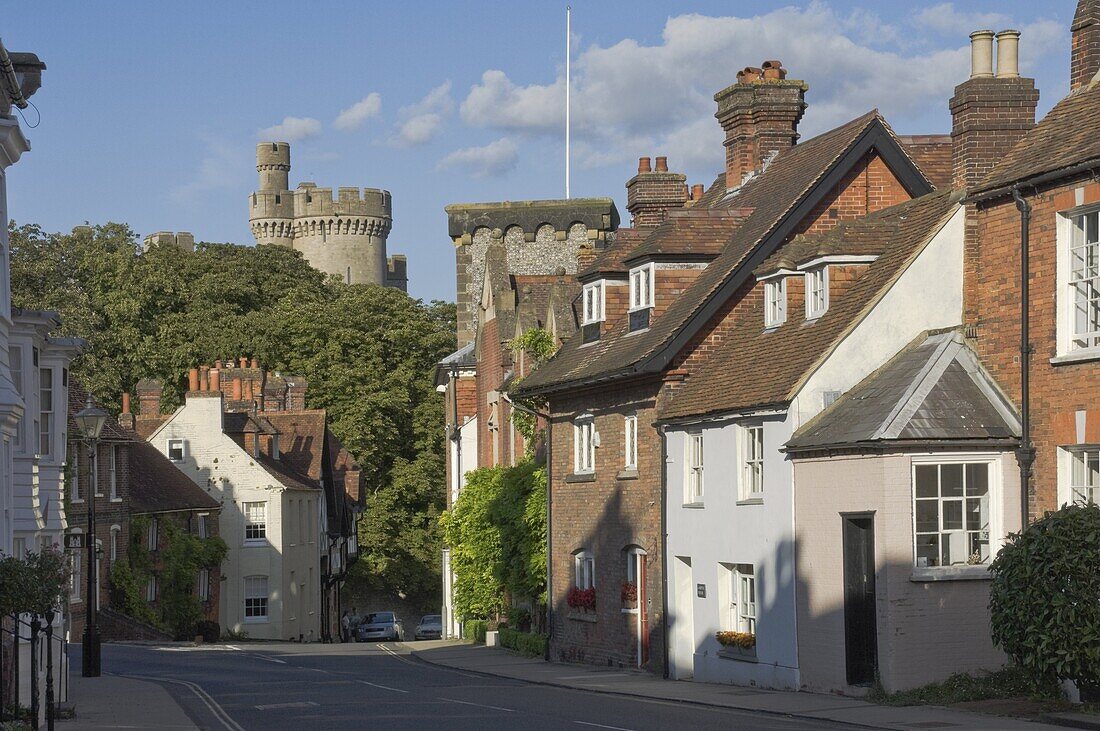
[246,653,288,664]
[116,674,245,731]
[436,697,517,712]
[575,722,635,731]
[556,673,633,680]
[356,680,409,694]
[255,701,319,710]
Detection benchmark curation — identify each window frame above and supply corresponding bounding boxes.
[70,536,82,602]
[574,550,595,590]
[582,281,605,325]
[629,263,655,312]
[573,415,596,474]
[146,574,157,602]
[167,438,186,462]
[685,431,704,505]
[736,565,757,635]
[39,366,53,457]
[738,424,764,501]
[70,446,83,503]
[244,501,268,543]
[10,344,22,449]
[198,567,211,601]
[911,455,1001,570]
[109,445,119,500]
[764,278,788,328]
[1065,446,1099,506]
[623,415,638,470]
[805,266,829,320]
[147,517,158,551]
[1059,207,1100,357]
[244,575,269,622]
[197,513,209,539]
[109,525,120,563]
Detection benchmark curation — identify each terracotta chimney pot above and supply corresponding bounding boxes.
[637,156,651,173]
[762,60,786,79]
[232,377,243,401]
[199,367,209,392]
[188,368,200,392]
[250,357,260,369]
[210,368,220,391]
[121,392,131,414]
[692,183,705,199]
[215,359,223,369]
[655,156,668,172]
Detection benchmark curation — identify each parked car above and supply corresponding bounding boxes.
[356,611,404,642]
[414,614,443,640]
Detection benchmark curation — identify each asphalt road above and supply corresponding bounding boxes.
[84,642,856,730]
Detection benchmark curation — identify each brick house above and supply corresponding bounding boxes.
[514,61,942,674]
[67,384,222,641]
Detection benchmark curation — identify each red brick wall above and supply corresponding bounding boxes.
[797,152,911,236]
[968,177,1100,516]
[653,267,706,319]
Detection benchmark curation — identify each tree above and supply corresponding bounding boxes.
[989,502,1100,697]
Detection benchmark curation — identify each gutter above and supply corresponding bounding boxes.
[782,437,1021,457]
[0,38,28,110]
[964,160,1100,204]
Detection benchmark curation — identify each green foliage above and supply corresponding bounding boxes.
[867,666,1062,706]
[511,328,556,365]
[464,619,489,643]
[108,561,157,626]
[0,546,68,616]
[989,503,1100,694]
[440,459,547,621]
[508,328,556,449]
[10,221,456,609]
[499,628,547,657]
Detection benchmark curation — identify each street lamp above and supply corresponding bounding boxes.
[74,395,108,678]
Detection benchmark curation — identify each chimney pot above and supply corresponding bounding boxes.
[692,183,705,199]
[638,156,651,173]
[199,366,209,392]
[121,392,131,414]
[232,377,243,401]
[210,368,220,391]
[250,357,260,369]
[655,156,668,172]
[761,60,786,80]
[996,29,1021,78]
[240,356,248,370]
[188,368,200,392]
[215,359,223,369]
[737,66,763,84]
[970,30,996,78]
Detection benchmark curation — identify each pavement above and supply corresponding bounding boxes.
[62,671,198,730]
[410,640,1075,731]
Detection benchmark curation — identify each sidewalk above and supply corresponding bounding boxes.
[58,673,197,730]
[410,640,1069,730]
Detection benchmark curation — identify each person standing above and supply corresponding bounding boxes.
[341,610,351,643]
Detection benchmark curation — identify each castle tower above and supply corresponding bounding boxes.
[248,141,404,289]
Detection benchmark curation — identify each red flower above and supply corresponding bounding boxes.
[567,586,597,610]
[620,581,637,603]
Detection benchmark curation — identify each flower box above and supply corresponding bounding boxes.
[718,644,757,661]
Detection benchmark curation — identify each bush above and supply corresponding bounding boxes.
[990,502,1100,696]
[194,620,220,643]
[464,619,488,644]
[499,628,547,657]
[867,666,1061,706]
[506,607,531,632]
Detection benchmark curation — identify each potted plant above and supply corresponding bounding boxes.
[716,630,756,659]
[620,581,637,610]
[566,586,596,617]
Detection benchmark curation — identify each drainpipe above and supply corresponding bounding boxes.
[659,423,670,679]
[1012,186,1034,529]
[447,365,461,639]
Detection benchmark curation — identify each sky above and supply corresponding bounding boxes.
[6,1,1078,304]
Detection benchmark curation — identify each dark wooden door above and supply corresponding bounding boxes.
[843,515,877,686]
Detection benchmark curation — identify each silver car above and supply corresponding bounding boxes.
[414,614,443,640]
[356,611,404,642]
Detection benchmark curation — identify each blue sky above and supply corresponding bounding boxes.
[6,1,1077,303]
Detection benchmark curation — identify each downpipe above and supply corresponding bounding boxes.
[1012,186,1034,529]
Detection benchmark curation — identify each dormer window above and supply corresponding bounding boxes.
[764,278,787,328]
[582,282,604,325]
[629,263,654,331]
[805,267,828,319]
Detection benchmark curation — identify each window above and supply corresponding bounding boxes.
[197,513,209,539]
[70,447,82,502]
[913,462,991,567]
[298,500,306,545]
[244,576,269,620]
[764,279,787,328]
[147,518,158,551]
[685,432,704,504]
[740,425,764,500]
[1069,210,1100,352]
[573,416,596,474]
[736,566,756,635]
[110,526,120,563]
[629,264,654,311]
[1069,448,1099,504]
[146,575,157,602]
[244,502,267,541]
[108,446,119,500]
[582,282,604,324]
[10,345,21,448]
[39,367,53,456]
[198,568,211,601]
[574,550,595,590]
[71,549,81,602]
[624,415,638,470]
[13,537,25,558]
[805,267,828,319]
[167,439,185,462]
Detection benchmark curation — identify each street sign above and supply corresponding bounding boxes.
[64,533,84,550]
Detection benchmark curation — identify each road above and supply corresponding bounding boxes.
[78,641,857,730]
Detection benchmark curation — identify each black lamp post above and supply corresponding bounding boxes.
[74,395,108,678]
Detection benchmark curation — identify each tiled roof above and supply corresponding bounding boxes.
[516,111,932,396]
[129,441,221,514]
[621,208,752,264]
[899,135,953,190]
[786,330,1019,451]
[973,80,1100,194]
[68,381,135,443]
[661,189,962,420]
[577,228,647,279]
[256,451,319,492]
[265,411,328,480]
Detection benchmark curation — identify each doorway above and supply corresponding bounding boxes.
[670,556,694,680]
[626,547,648,668]
[842,514,877,686]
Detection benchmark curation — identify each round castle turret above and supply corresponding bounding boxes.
[248,141,396,286]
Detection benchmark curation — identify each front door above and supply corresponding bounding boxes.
[842,515,877,686]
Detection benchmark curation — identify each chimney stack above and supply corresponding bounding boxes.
[136,379,164,416]
[626,155,688,228]
[118,391,134,430]
[1073,0,1100,90]
[714,60,807,190]
[950,30,1038,190]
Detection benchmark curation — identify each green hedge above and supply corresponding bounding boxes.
[464,619,488,643]
[499,628,547,657]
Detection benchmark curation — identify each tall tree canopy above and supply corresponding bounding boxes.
[9,221,454,607]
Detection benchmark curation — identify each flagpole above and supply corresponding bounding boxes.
[565,5,571,199]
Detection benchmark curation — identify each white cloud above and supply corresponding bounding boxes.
[912,3,1012,36]
[390,82,454,147]
[437,138,518,178]
[258,116,322,141]
[457,3,1066,172]
[171,138,249,203]
[334,93,382,131]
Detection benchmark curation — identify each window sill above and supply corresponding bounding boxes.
[617,469,638,481]
[243,540,269,547]
[681,502,705,509]
[243,617,269,624]
[110,498,122,503]
[736,497,764,506]
[621,607,639,615]
[567,611,597,623]
[910,565,990,582]
[71,499,85,505]
[1050,350,1100,366]
[565,472,596,483]
[718,646,758,662]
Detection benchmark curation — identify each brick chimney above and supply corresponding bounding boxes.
[1073,0,1100,90]
[714,60,807,190]
[136,379,163,416]
[950,30,1039,190]
[286,376,307,411]
[118,391,135,430]
[626,155,688,228]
